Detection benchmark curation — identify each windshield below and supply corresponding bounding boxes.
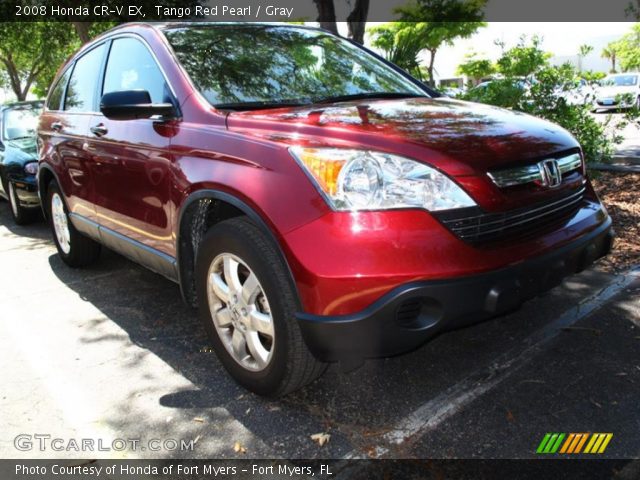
[163,25,427,108]
[3,103,42,140]
[602,75,638,87]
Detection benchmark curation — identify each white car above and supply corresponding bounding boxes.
[559,79,596,106]
[594,73,640,111]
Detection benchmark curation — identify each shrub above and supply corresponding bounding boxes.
[461,39,637,163]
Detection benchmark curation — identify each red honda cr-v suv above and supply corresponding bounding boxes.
[37,23,612,396]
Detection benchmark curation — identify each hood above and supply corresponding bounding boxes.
[226,97,579,174]
[597,85,638,98]
[4,136,37,163]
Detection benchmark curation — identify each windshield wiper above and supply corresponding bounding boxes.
[312,92,429,105]
[214,100,311,111]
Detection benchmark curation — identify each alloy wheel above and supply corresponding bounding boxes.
[51,193,71,254]
[206,253,275,371]
[8,183,19,218]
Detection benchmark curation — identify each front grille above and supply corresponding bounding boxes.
[435,186,586,245]
[488,152,582,188]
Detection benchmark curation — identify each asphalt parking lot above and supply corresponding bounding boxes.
[0,201,639,466]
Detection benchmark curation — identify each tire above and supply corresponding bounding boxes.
[195,217,326,397]
[47,180,101,267]
[7,181,37,225]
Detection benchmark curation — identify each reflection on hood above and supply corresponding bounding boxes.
[229,97,579,168]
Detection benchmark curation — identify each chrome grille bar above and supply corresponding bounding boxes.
[435,186,587,245]
[488,153,582,188]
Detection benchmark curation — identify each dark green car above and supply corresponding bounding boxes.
[0,100,43,224]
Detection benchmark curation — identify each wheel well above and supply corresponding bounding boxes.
[38,168,55,219]
[178,197,245,306]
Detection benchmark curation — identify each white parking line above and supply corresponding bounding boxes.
[344,267,640,459]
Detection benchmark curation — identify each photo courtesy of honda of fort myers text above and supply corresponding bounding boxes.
[1,0,640,479]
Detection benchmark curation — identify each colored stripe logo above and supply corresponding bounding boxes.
[536,433,613,454]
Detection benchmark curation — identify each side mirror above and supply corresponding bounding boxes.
[100,90,176,121]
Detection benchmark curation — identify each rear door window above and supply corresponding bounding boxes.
[47,68,71,111]
[64,44,107,112]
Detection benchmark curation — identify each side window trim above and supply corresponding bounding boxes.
[100,33,181,116]
[93,39,112,113]
[61,62,76,112]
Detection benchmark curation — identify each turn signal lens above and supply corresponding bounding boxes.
[290,148,347,196]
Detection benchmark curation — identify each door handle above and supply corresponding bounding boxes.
[90,124,108,137]
[51,122,63,132]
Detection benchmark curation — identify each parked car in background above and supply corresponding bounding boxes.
[465,78,530,100]
[0,100,43,224]
[593,73,640,111]
[39,23,612,396]
[558,78,596,106]
[440,86,465,98]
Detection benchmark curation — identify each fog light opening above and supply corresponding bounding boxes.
[395,297,442,330]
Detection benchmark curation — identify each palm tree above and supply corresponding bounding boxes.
[577,44,594,72]
[601,45,618,73]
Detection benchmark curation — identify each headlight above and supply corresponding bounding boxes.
[24,162,38,175]
[289,147,476,212]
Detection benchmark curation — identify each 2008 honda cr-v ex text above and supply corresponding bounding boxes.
[37,23,613,396]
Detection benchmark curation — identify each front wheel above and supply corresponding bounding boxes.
[47,180,101,267]
[7,181,37,225]
[195,217,326,397]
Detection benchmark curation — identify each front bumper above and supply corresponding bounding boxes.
[594,98,633,110]
[12,176,40,208]
[296,218,613,362]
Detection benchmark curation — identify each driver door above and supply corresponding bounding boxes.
[86,37,178,262]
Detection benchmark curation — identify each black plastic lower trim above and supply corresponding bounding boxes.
[70,213,178,282]
[296,218,614,363]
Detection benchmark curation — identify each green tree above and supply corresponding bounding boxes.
[0,22,77,100]
[613,24,640,72]
[582,70,607,84]
[463,37,636,163]
[456,53,495,85]
[577,44,593,72]
[601,42,619,73]
[397,0,487,86]
[70,22,116,44]
[368,1,486,85]
[368,22,426,79]
[496,35,549,78]
[57,0,203,43]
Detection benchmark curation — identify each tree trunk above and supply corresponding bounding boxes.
[347,0,369,44]
[72,22,92,44]
[427,49,437,87]
[313,0,339,36]
[1,56,25,100]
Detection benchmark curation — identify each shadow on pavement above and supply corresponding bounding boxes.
[43,233,627,456]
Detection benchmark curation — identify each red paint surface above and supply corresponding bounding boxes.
[39,24,609,316]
